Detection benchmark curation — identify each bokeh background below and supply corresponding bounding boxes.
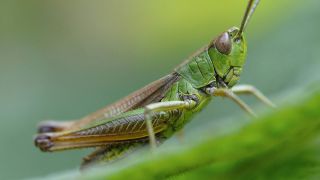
[0,0,319,179]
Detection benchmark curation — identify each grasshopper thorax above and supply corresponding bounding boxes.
[208,27,247,87]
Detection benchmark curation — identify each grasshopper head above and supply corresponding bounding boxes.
[208,27,247,87]
[207,0,260,87]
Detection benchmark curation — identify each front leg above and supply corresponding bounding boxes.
[144,100,197,150]
[205,87,257,117]
[231,84,276,108]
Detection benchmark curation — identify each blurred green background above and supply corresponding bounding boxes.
[0,0,319,179]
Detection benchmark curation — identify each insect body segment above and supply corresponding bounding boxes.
[81,142,145,169]
[175,50,216,88]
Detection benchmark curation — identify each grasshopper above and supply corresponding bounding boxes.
[34,0,274,168]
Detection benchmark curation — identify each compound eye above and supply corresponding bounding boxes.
[215,32,232,55]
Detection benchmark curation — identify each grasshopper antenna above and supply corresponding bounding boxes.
[238,0,261,36]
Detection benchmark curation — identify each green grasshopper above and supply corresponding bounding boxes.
[34,0,274,168]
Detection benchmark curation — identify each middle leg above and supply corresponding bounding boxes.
[144,100,197,150]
